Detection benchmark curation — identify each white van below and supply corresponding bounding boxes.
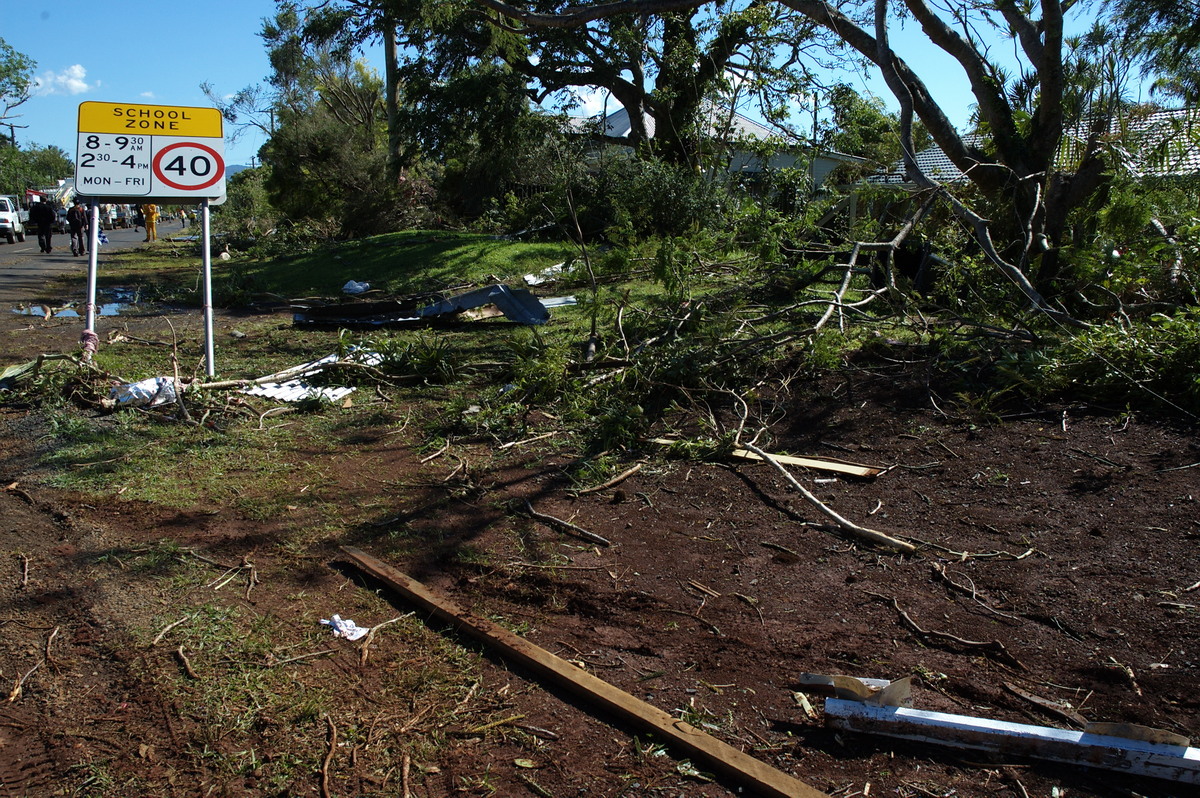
[0,195,27,244]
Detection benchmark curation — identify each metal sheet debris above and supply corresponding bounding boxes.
[240,351,382,404]
[292,284,555,329]
[523,262,567,286]
[821,681,1200,785]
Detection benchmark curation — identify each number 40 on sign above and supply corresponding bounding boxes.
[75,101,226,200]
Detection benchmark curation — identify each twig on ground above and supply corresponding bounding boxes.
[1107,657,1143,696]
[498,431,559,450]
[573,461,645,495]
[175,645,199,679]
[320,715,337,798]
[741,441,915,554]
[7,626,58,701]
[869,592,1026,670]
[18,554,29,589]
[420,438,450,463]
[932,563,1019,620]
[151,615,192,646]
[359,615,411,666]
[521,499,612,547]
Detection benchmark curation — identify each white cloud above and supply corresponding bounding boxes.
[33,64,95,96]
[140,91,156,99]
[573,87,613,118]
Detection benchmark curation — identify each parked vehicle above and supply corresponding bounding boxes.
[0,195,28,244]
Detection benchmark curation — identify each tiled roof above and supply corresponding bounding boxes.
[570,103,798,144]
[867,109,1200,186]
[1075,108,1200,178]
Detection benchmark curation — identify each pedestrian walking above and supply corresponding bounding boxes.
[30,199,56,253]
[67,199,90,257]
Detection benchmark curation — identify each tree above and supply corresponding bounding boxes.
[301,0,830,171]
[1109,0,1200,103]
[0,144,73,196]
[478,0,1147,319]
[0,38,35,143]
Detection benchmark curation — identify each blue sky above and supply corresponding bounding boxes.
[6,1,279,167]
[6,1,1130,170]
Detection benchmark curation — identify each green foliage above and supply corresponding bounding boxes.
[582,156,733,241]
[1039,312,1200,414]
[0,37,34,124]
[0,143,74,196]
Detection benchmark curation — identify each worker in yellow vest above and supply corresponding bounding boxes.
[142,203,159,242]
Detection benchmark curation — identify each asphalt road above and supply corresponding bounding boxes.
[0,224,177,305]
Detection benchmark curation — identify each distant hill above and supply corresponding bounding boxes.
[226,164,253,177]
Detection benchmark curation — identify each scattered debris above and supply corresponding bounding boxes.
[320,614,370,641]
[741,441,916,554]
[108,376,178,409]
[238,350,384,404]
[822,677,1200,785]
[342,280,371,295]
[293,284,554,329]
[338,546,830,798]
[523,261,567,286]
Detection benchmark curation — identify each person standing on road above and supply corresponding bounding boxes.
[30,199,56,253]
[142,203,159,242]
[67,199,90,257]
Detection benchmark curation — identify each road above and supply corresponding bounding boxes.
[0,224,173,305]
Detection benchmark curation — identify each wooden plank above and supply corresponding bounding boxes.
[730,448,883,478]
[339,546,829,798]
[647,438,883,478]
[825,698,1200,785]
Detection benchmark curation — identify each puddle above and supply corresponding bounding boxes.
[12,302,130,319]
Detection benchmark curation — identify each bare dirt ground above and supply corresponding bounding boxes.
[1,300,1198,798]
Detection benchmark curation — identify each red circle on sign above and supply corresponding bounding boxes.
[152,142,225,191]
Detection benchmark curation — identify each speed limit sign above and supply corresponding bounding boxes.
[153,141,224,192]
[76,102,226,200]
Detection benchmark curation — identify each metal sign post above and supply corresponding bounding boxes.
[74,101,226,372]
[201,199,215,377]
[84,202,100,332]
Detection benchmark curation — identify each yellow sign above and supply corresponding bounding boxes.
[78,101,223,137]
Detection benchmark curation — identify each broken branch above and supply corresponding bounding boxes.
[521,499,612,547]
[741,442,915,554]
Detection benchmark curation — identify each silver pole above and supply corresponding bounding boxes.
[201,199,215,376]
[84,202,100,332]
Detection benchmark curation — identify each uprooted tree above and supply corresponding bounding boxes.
[476,0,1171,320]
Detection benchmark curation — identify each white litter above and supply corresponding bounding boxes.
[320,614,370,641]
[523,262,566,286]
[240,350,382,404]
[342,280,371,295]
[109,376,178,408]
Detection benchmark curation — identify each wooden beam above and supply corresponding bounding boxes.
[339,546,829,798]
[825,698,1200,785]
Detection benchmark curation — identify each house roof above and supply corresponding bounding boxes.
[867,134,985,186]
[1077,107,1200,178]
[569,103,797,144]
[867,109,1200,186]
